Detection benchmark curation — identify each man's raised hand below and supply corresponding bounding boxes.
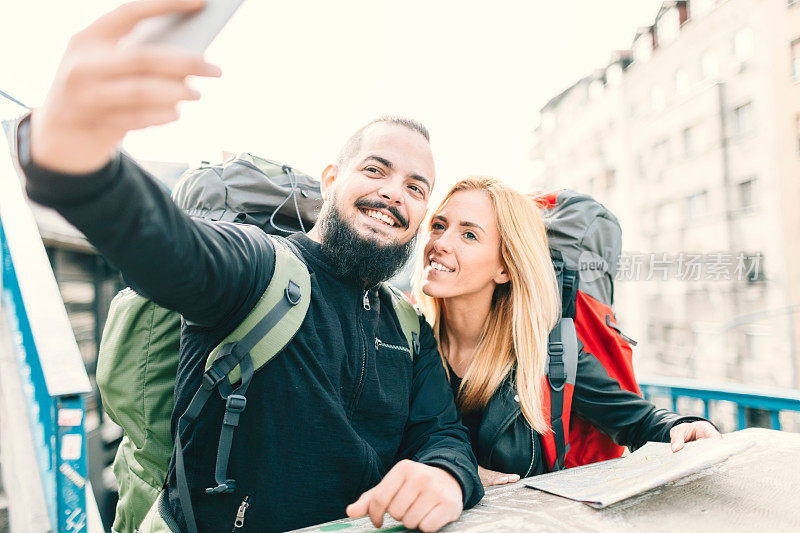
[30,0,221,175]
[346,460,463,532]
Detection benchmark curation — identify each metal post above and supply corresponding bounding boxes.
[770,411,781,431]
[54,395,88,532]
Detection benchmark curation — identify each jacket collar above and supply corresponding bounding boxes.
[289,232,379,292]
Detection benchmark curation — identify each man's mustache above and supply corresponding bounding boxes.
[354,199,409,229]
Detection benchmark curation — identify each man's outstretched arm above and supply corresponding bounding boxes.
[18,0,273,327]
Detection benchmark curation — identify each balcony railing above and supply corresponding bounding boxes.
[639,375,800,430]
[0,117,101,532]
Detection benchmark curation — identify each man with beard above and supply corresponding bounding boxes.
[14,1,482,531]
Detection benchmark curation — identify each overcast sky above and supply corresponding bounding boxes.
[2,0,663,195]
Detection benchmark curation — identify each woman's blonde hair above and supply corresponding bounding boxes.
[414,176,561,434]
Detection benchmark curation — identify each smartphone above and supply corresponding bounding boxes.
[122,0,246,54]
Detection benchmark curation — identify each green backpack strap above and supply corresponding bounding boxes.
[204,237,310,382]
[172,235,310,533]
[383,284,421,358]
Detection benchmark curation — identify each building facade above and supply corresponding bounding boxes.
[532,0,800,414]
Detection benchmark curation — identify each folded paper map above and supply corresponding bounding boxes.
[525,437,753,508]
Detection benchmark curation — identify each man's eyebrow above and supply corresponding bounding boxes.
[409,173,432,191]
[363,155,394,169]
[363,154,432,191]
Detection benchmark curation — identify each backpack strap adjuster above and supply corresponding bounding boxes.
[225,394,247,414]
[547,341,567,391]
[203,366,227,390]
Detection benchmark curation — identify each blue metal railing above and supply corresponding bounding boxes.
[1,117,94,532]
[639,376,800,431]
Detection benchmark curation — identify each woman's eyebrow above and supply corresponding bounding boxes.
[460,221,485,233]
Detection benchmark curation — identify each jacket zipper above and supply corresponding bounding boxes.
[349,291,370,418]
[375,338,411,356]
[231,495,250,532]
[523,427,536,478]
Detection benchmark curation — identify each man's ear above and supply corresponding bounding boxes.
[320,164,338,199]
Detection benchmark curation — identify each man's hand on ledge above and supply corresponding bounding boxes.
[670,420,722,452]
[346,459,463,533]
[30,0,221,176]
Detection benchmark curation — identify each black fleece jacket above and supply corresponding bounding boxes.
[21,142,483,532]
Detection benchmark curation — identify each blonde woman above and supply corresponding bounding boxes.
[415,177,720,486]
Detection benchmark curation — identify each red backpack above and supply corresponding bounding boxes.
[532,190,641,472]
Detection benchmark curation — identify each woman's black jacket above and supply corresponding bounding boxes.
[463,344,707,477]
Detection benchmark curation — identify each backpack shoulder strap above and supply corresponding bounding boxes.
[203,235,310,381]
[383,283,421,358]
[172,235,310,532]
[551,249,578,320]
[545,316,579,471]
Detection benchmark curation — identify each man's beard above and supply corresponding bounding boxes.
[317,196,415,287]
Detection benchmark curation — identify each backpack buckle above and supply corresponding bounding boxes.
[202,366,226,390]
[225,394,247,414]
[547,344,567,392]
[548,361,567,391]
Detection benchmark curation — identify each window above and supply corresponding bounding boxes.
[701,49,719,80]
[634,33,653,63]
[675,68,690,97]
[651,138,670,175]
[738,178,756,209]
[792,39,800,82]
[733,102,753,136]
[657,8,681,46]
[686,190,708,221]
[636,153,645,180]
[590,79,604,100]
[604,169,616,191]
[734,27,755,65]
[683,126,695,156]
[606,63,623,86]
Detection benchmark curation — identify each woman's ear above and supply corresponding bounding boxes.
[494,266,510,285]
[320,164,338,200]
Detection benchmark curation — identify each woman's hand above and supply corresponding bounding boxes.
[478,466,520,487]
[670,421,722,452]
